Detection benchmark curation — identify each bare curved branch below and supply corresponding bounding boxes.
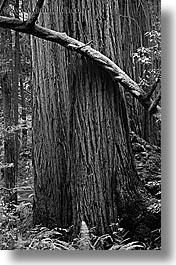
[0,15,161,117]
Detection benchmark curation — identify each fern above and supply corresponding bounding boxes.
[75,221,94,250]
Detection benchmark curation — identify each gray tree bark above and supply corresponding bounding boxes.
[0,0,161,238]
[30,0,160,237]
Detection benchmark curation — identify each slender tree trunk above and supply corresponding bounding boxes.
[20,76,27,148]
[12,0,20,187]
[0,1,17,201]
[1,73,17,203]
[31,0,160,237]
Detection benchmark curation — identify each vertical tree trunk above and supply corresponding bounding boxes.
[1,73,16,203]
[20,76,27,148]
[32,0,160,236]
[13,0,20,182]
[119,0,161,145]
[0,4,17,202]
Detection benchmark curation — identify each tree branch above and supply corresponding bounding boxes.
[149,91,161,115]
[26,0,45,26]
[0,15,161,117]
[146,76,161,100]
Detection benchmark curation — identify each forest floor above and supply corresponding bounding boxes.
[0,131,161,250]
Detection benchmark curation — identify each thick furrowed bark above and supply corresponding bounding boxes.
[0,1,160,239]
[0,15,161,117]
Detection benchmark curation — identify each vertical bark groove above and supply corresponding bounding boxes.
[31,0,159,236]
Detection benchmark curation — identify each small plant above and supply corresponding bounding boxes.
[132,22,161,89]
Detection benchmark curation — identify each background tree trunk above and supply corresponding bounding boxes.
[0,18,17,203]
[119,0,161,146]
[19,76,27,148]
[31,0,160,237]
[13,0,20,187]
[1,73,16,203]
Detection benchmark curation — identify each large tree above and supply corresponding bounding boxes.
[0,0,160,238]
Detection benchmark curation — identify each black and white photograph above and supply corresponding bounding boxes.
[0,0,164,253]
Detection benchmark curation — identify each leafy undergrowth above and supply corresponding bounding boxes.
[0,200,161,250]
[0,131,161,250]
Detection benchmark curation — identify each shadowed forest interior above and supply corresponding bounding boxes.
[0,0,161,250]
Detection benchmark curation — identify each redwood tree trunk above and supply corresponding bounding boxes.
[20,76,27,148]
[1,73,16,203]
[0,23,17,203]
[31,0,160,236]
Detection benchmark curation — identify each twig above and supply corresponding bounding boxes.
[76,40,93,50]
